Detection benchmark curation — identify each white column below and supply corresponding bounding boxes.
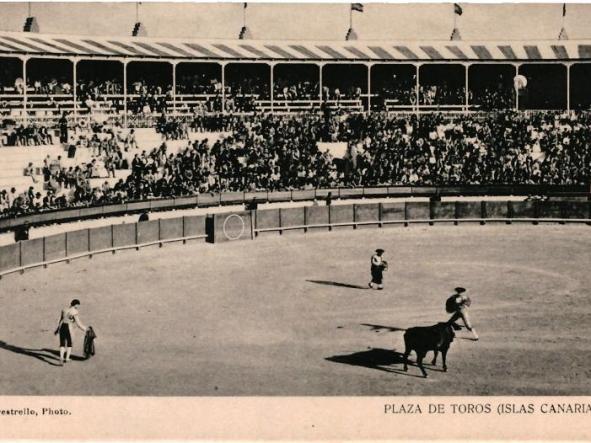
[514,64,520,111]
[123,60,128,127]
[221,62,226,113]
[318,63,324,103]
[269,62,274,113]
[367,63,372,113]
[415,63,420,113]
[566,63,571,112]
[171,61,177,115]
[72,58,78,122]
[22,56,28,124]
[464,63,470,113]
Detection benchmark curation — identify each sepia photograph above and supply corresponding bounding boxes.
[0,0,590,439]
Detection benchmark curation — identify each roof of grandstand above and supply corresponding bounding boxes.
[1,30,591,62]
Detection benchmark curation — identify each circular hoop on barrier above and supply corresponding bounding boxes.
[222,214,245,241]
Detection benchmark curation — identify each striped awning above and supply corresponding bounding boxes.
[1,31,591,61]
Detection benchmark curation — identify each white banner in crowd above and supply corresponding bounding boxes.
[317,142,348,158]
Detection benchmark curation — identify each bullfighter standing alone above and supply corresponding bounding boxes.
[368,248,387,290]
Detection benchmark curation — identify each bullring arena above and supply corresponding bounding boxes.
[1,201,591,396]
[1,3,591,397]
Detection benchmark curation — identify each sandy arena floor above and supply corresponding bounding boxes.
[1,223,590,395]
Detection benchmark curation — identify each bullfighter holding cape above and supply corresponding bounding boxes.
[368,248,387,290]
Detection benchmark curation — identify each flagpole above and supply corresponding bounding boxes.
[562,4,565,28]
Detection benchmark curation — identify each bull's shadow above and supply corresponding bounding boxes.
[307,280,369,290]
[326,348,430,378]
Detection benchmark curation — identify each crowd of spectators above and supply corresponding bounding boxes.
[471,85,515,111]
[128,80,173,114]
[273,80,319,101]
[0,113,197,214]
[419,84,465,106]
[156,114,190,140]
[77,79,123,97]
[176,76,220,95]
[1,109,589,218]
[224,77,270,112]
[28,77,73,95]
[340,111,590,186]
[226,77,270,99]
[77,79,124,113]
[124,110,591,193]
[0,123,54,146]
[375,85,416,107]
[1,76,77,95]
[1,70,526,117]
[31,125,131,201]
[188,96,224,114]
[322,86,365,102]
[0,187,46,214]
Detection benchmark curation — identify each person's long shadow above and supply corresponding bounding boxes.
[43,348,85,361]
[307,280,369,290]
[326,348,427,378]
[0,341,84,366]
[361,323,406,333]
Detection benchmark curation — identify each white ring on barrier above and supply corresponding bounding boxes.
[222,214,245,241]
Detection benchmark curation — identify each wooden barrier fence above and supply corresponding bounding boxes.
[1,185,588,234]
[1,200,589,278]
[0,215,208,278]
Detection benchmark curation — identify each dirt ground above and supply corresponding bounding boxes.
[1,223,590,395]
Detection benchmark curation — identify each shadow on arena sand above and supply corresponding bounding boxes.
[306,279,370,290]
[0,340,84,367]
[326,348,445,378]
[360,323,407,333]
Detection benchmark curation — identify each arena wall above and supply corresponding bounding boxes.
[330,204,355,230]
[1,185,587,234]
[0,215,210,276]
[456,201,484,219]
[353,203,380,225]
[137,220,160,244]
[212,211,253,242]
[44,233,67,262]
[1,200,589,277]
[306,206,330,231]
[278,207,306,232]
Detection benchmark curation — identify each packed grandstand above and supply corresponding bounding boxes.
[1,27,590,218]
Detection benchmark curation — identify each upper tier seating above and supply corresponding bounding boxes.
[0,145,65,193]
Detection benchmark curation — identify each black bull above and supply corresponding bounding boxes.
[403,322,459,377]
